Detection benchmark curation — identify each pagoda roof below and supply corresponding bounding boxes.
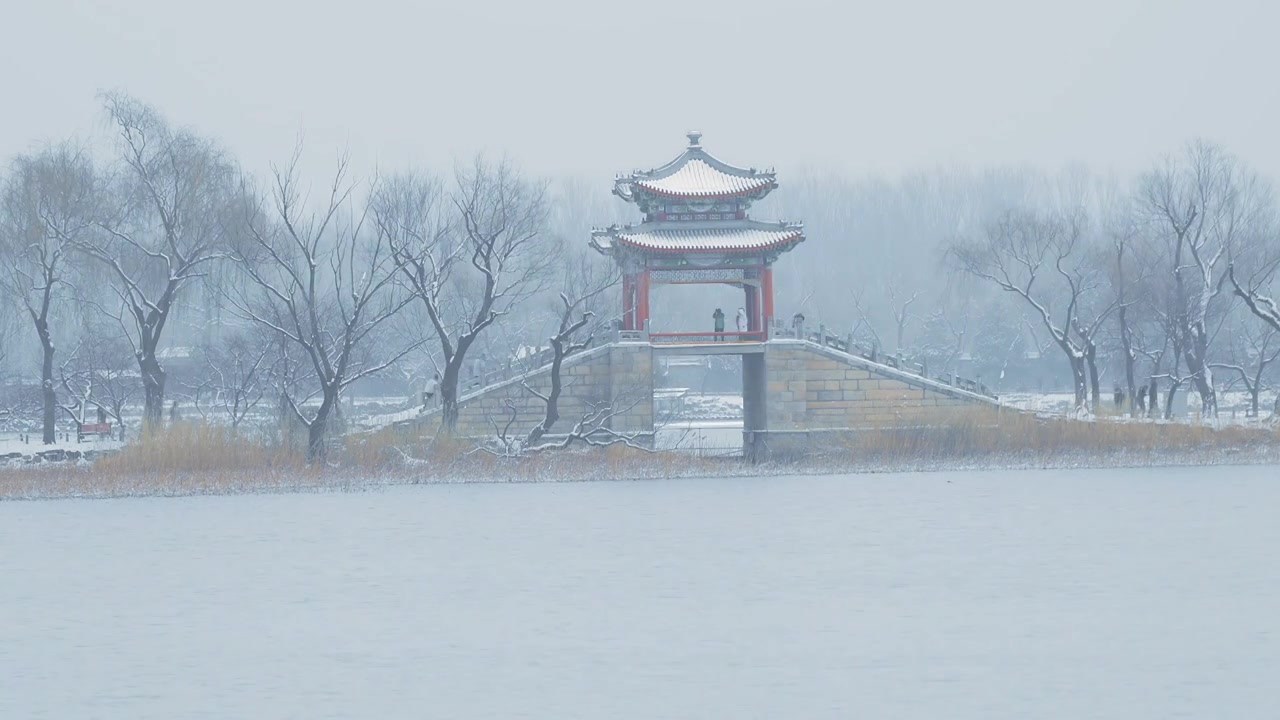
[591,219,804,255]
[614,131,778,202]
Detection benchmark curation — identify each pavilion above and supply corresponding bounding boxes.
[590,131,805,342]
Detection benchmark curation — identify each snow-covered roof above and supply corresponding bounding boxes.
[614,131,778,202]
[591,220,804,254]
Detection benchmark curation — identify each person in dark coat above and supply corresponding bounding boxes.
[712,308,725,341]
[1113,385,1125,410]
[1137,384,1148,412]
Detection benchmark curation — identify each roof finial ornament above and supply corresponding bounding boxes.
[686,130,702,148]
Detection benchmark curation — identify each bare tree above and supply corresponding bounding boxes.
[491,395,650,457]
[1138,141,1273,417]
[87,332,140,441]
[1108,224,1146,417]
[848,277,921,354]
[1211,313,1280,418]
[1144,309,1186,420]
[916,308,959,374]
[849,289,883,352]
[373,157,558,434]
[231,151,417,461]
[56,344,95,433]
[55,337,135,439]
[0,301,16,428]
[188,330,271,432]
[887,281,922,353]
[1070,272,1120,412]
[522,254,619,447]
[0,144,97,443]
[1226,249,1280,418]
[951,209,1101,411]
[0,313,12,382]
[1228,259,1280,335]
[80,92,238,427]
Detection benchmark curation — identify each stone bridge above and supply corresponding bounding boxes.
[413,323,999,460]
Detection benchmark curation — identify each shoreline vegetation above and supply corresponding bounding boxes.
[2,411,1278,501]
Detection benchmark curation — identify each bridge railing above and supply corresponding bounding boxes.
[458,325,649,394]
[457,321,655,392]
[650,331,767,344]
[459,341,591,393]
[769,319,996,399]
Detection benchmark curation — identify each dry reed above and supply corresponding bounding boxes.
[3,411,1278,500]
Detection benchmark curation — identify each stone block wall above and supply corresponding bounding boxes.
[606,343,655,435]
[417,339,991,450]
[432,343,655,440]
[763,341,996,430]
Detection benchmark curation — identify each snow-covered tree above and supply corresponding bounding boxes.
[951,209,1107,411]
[373,157,559,434]
[231,151,417,461]
[81,93,240,427]
[0,143,98,443]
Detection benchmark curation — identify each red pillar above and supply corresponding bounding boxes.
[762,266,774,332]
[638,270,651,331]
[622,273,634,330]
[745,284,758,333]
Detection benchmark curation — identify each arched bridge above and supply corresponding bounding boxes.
[416,321,999,460]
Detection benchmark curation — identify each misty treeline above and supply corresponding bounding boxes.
[3,95,1280,461]
[764,144,1280,420]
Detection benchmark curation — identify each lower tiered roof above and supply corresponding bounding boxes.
[591,219,805,256]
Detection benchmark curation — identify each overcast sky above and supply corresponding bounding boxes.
[4,0,1278,182]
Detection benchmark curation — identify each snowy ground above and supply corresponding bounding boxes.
[655,420,743,457]
[4,466,1277,719]
[679,393,743,420]
[1002,389,1279,420]
[0,432,122,459]
[354,403,421,430]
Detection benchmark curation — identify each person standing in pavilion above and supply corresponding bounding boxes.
[735,307,748,340]
[712,308,725,340]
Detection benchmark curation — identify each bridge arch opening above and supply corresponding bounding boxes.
[650,348,768,458]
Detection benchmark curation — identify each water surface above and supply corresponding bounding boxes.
[3,466,1278,719]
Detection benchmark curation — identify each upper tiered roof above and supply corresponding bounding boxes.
[592,132,804,259]
[614,131,778,208]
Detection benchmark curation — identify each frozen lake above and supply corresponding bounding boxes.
[3,466,1279,719]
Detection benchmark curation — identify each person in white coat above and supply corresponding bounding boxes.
[735,307,748,338]
[470,352,488,387]
[422,371,440,410]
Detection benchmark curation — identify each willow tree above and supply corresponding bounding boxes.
[0,144,98,443]
[81,93,240,427]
